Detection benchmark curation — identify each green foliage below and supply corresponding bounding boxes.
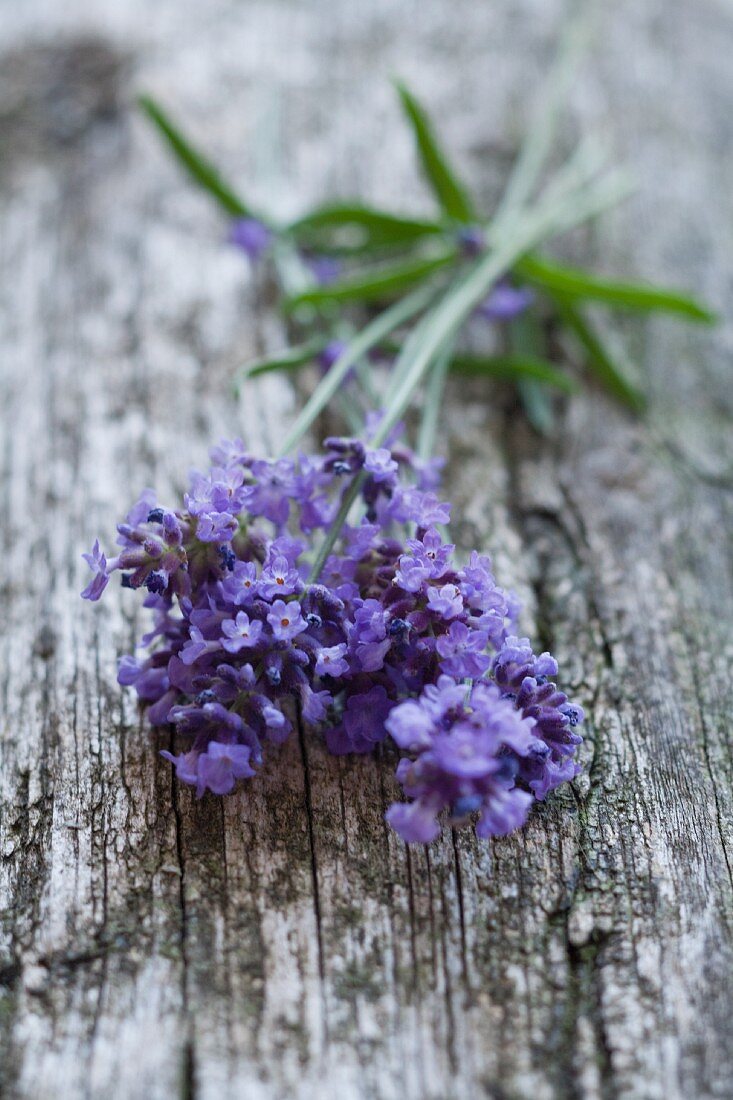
[138,95,253,218]
[556,299,646,411]
[235,339,328,390]
[287,203,444,254]
[140,40,714,453]
[450,353,578,392]
[394,82,475,222]
[517,254,715,323]
[285,250,457,310]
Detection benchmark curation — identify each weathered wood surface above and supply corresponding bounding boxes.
[1,2,732,1097]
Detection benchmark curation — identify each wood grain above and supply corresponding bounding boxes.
[1,2,731,1097]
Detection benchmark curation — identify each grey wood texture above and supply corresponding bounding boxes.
[1,2,732,1098]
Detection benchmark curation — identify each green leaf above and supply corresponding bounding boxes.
[557,300,646,411]
[492,13,594,226]
[138,95,252,219]
[507,314,556,434]
[235,338,327,391]
[394,81,475,222]
[417,342,454,461]
[516,253,716,323]
[450,353,578,393]
[284,250,457,310]
[288,203,444,253]
[516,379,555,434]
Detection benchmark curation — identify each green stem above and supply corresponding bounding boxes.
[510,314,554,435]
[335,390,365,434]
[353,356,380,407]
[307,471,366,583]
[417,342,453,461]
[491,8,595,227]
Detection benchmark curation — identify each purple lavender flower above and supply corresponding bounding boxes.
[258,555,302,599]
[476,787,534,838]
[229,218,272,261]
[195,742,256,797]
[267,599,308,642]
[262,704,292,744]
[221,612,264,653]
[196,511,239,542]
[385,796,444,844]
[160,748,200,787]
[426,583,464,620]
[81,540,109,601]
[387,489,451,528]
[327,686,392,754]
[307,255,342,286]
[209,438,252,466]
[244,459,296,526]
[385,676,538,843]
[221,560,259,604]
[315,644,349,678]
[478,280,534,322]
[180,627,219,666]
[364,447,399,484]
[301,685,333,723]
[436,622,491,678]
[394,528,453,592]
[167,739,258,800]
[318,340,347,371]
[492,636,584,798]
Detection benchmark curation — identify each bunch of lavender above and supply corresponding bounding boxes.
[82,431,583,843]
[84,26,710,842]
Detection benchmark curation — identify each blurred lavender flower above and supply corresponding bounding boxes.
[229,217,272,261]
[478,280,534,322]
[307,254,342,285]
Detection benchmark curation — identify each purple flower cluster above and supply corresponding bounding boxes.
[385,678,536,843]
[82,434,583,842]
[383,642,584,843]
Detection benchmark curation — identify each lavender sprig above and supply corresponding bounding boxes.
[86,26,711,844]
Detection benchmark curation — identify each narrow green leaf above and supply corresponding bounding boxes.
[394,81,475,222]
[518,379,555,434]
[307,470,367,583]
[450,353,578,392]
[509,314,555,434]
[517,254,716,323]
[284,250,457,310]
[492,12,594,226]
[418,342,454,461]
[235,338,327,391]
[557,300,646,411]
[288,203,444,253]
[138,95,252,218]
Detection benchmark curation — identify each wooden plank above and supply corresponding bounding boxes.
[0,3,731,1098]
